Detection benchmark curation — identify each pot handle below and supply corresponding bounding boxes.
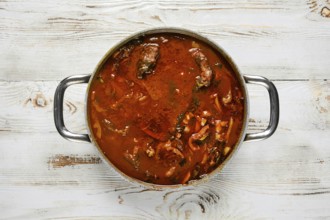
[54,75,91,143]
[243,75,279,142]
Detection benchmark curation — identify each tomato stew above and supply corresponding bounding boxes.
[87,33,245,185]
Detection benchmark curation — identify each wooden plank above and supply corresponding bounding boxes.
[1,0,330,219]
[0,129,329,219]
[0,81,88,133]
[1,130,329,192]
[0,0,329,80]
[1,130,329,193]
[0,80,328,133]
[0,79,329,219]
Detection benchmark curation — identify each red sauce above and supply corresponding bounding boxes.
[87,33,244,185]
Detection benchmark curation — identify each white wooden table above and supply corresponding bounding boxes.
[1,0,329,219]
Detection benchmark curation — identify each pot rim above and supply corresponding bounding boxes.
[85,27,249,189]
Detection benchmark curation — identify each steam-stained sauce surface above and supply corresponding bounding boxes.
[88,33,244,185]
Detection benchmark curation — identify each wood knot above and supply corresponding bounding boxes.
[24,92,48,108]
[158,188,220,218]
[35,94,47,107]
[321,7,330,17]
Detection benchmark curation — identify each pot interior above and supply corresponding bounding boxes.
[86,28,248,188]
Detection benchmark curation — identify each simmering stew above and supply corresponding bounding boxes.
[88,33,245,185]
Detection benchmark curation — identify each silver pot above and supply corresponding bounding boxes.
[54,28,279,189]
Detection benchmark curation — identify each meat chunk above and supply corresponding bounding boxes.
[114,39,142,59]
[191,50,213,88]
[140,115,170,141]
[156,140,184,167]
[113,44,134,61]
[137,44,159,79]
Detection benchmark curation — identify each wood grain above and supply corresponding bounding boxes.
[48,154,102,168]
[0,80,328,133]
[1,129,330,219]
[0,0,330,80]
[1,0,330,219]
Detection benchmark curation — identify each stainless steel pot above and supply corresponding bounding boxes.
[54,28,279,189]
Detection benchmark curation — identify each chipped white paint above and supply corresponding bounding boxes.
[0,0,330,219]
